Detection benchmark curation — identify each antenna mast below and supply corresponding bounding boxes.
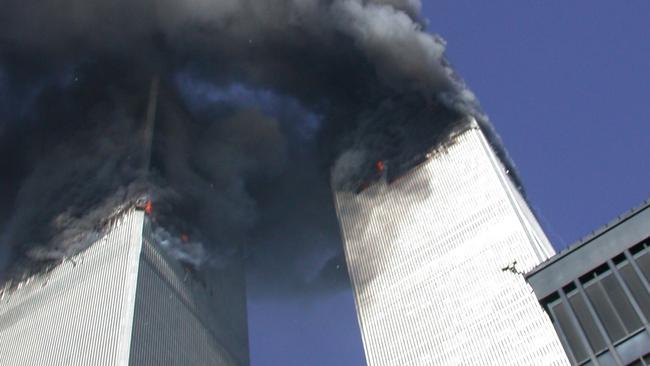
[142,76,160,174]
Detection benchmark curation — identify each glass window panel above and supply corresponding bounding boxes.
[601,274,643,334]
[620,264,650,320]
[585,282,626,342]
[595,352,616,366]
[637,251,650,283]
[552,302,589,363]
[568,293,607,353]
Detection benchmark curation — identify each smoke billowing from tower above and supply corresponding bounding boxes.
[0,0,505,293]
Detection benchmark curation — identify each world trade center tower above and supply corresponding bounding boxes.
[0,78,249,366]
[334,118,569,365]
[0,208,249,366]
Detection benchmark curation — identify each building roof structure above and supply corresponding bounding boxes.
[526,199,650,299]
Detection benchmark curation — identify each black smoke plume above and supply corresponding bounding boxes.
[0,0,510,294]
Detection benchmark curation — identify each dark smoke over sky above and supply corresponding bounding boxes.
[0,0,501,293]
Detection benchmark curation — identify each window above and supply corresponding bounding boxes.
[636,251,650,283]
[629,239,649,256]
[568,292,607,353]
[600,274,643,333]
[585,279,626,342]
[551,301,589,363]
[619,263,650,320]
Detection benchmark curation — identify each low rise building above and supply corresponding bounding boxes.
[527,200,650,366]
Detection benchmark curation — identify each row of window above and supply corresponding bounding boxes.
[542,240,650,365]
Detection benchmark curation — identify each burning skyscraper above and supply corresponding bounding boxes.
[0,208,249,365]
[0,1,579,364]
[334,118,570,365]
[0,76,250,365]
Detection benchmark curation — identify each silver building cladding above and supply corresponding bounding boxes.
[334,120,569,365]
[526,201,650,366]
[0,209,249,366]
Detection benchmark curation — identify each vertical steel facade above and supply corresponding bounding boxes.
[129,219,250,365]
[334,124,569,365]
[0,209,249,365]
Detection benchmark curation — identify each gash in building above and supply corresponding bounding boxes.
[527,200,650,366]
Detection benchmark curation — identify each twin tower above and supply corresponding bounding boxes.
[0,119,569,365]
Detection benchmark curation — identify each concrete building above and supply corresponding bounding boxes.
[333,119,569,365]
[526,201,650,366]
[0,208,249,366]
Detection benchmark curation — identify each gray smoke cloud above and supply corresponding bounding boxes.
[0,0,509,294]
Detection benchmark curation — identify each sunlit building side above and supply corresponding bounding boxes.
[334,120,569,365]
[0,209,249,366]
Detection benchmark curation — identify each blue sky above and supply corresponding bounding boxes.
[250,2,650,365]
[424,1,650,248]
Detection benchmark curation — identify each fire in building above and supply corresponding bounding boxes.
[333,118,570,365]
[0,207,249,365]
[0,2,620,363]
[0,77,250,366]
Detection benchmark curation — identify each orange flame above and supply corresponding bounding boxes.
[144,200,153,215]
[375,160,385,172]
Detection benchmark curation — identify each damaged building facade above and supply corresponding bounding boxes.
[0,209,249,366]
[334,119,570,365]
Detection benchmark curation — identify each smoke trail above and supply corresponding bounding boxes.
[0,0,507,293]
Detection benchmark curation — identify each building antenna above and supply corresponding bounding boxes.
[134,76,159,214]
[142,76,160,175]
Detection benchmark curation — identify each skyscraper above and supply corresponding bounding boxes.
[334,119,569,365]
[0,208,249,366]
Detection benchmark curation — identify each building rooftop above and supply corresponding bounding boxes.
[527,198,650,278]
[525,198,650,299]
